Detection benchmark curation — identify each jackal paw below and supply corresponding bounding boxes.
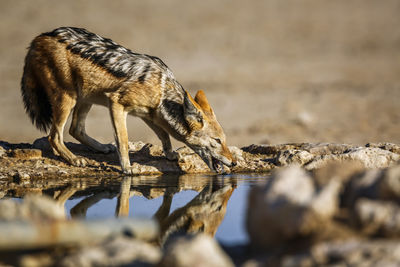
[165,151,178,161]
[70,156,88,167]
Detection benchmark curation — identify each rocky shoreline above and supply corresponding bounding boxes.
[0,138,399,266]
[1,137,399,178]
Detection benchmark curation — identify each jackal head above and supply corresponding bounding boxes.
[183,90,236,173]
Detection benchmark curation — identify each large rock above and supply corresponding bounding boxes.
[245,160,400,266]
[309,239,400,266]
[279,239,400,266]
[242,143,400,173]
[60,236,161,267]
[378,164,400,200]
[159,234,234,267]
[355,198,400,237]
[0,194,65,222]
[246,165,342,249]
[343,164,400,208]
[305,147,400,170]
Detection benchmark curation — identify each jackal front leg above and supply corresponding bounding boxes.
[109,101,133,174]
[143,119,178,161]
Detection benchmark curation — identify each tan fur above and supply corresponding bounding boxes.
[22,28,235,174]
[193,91,234,166]
[194,90,213,115]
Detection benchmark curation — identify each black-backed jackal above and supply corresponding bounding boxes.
[21,27,235,174]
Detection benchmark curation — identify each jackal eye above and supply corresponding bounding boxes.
[214,138,222,144]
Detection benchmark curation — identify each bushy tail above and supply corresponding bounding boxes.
[21,50,52,132]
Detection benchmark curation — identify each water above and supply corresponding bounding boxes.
[8,173,270,246]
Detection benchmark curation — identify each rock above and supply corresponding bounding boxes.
[175,146,210,173]
[345,147,400,169]
[342,164,400,208]
[14,171,31,180]
[305,147,400,170]
[241,143,400,173]
[2,139,400,178]
[229,146,245,170]
[311,161,365,189]
[302,143,355,156]
[342,169,382,208]
[0,194,65,222]
[310,178,342,219]
[159,234,234,267]
[60,236,161,267]
[128,141,147,152]
[246,165,341,249]
[276,149,314,166]
[294,111,314,127]
[0,146,6,158]
[10,149,42,160]
[355,199,400,237]
[310,240,400,266]
[378,164,400,200]
[280,239,400,266]
[245,159,400,265]
[21,194,65,220]
[366,142,400,154]
[129,162,163,175]
[241,143,303,155]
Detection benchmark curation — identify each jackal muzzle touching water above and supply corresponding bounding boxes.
[21,27,235,174]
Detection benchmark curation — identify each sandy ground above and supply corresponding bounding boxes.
[1,0,399,148]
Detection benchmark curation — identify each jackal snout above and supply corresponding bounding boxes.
[183,90,235,173]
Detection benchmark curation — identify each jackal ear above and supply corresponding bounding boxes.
[184,90,204,131]
[194,90,213,115]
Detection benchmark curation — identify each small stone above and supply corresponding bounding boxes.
[0,146,6,158]
[11,149,42,160]
[16,171,30,180]
[57,170,68,175]
[294,111,314,127]
[128,141,147,152]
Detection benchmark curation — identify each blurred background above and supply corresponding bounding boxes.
[1,0,399,147]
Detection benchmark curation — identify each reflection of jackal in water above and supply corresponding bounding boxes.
[21,27,235,174]
[155,184,235,245]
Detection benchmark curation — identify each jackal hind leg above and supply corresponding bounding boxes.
[69,102,115,153]
[109,101,133,174]
[143,119,178,161]
[48,94,87,167]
